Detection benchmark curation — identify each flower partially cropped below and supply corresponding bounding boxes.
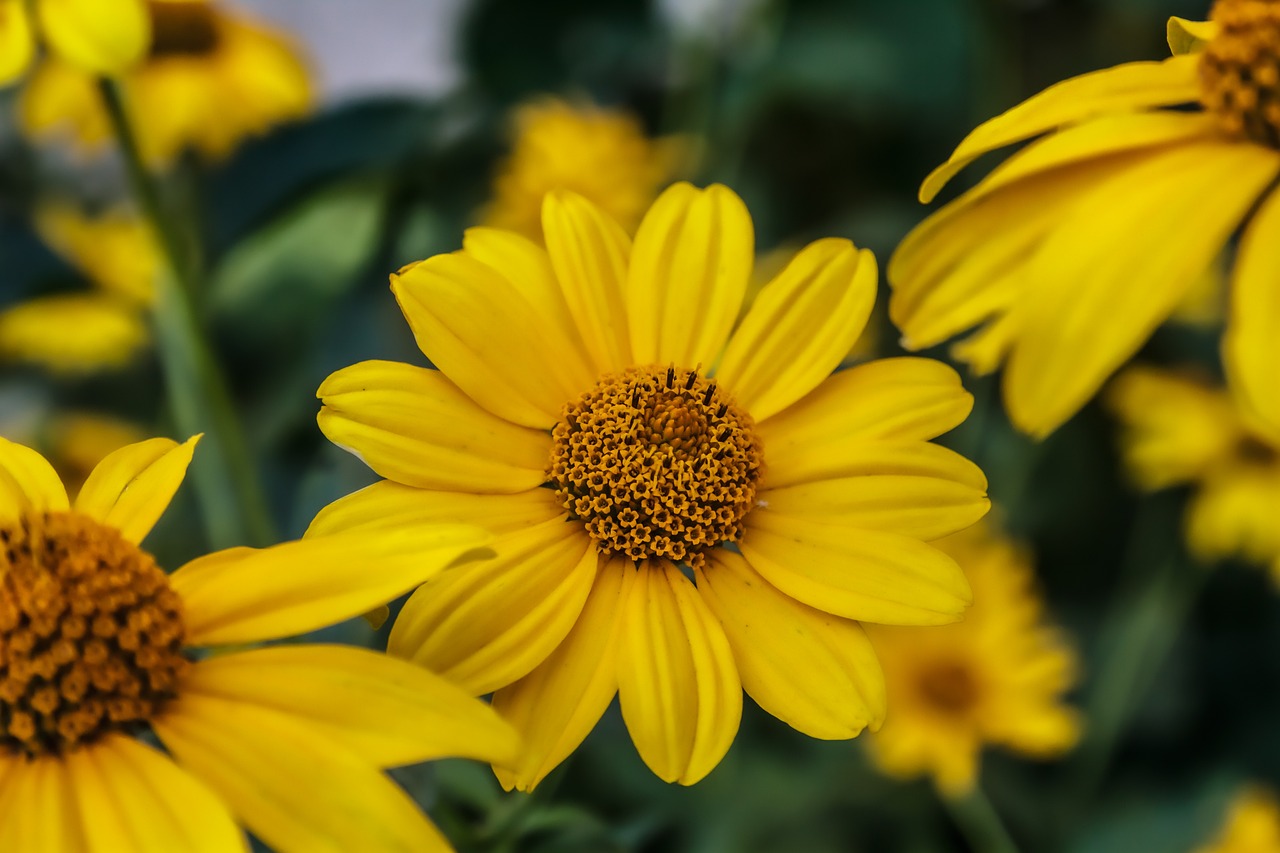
[315,182,988,790]
[481,97,681,243]
[867,525,1080,795]
[1194,787,1280,853]
[1107,365,1280,580]
[0,0,150,84]
[888,2,1280,439]
[0,435,517,851]
[20,0,312,164]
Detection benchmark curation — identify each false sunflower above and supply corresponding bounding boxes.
[867,524,1081,794]
[0,435,518,851]
[0,0,150,84]
[888,1,1280,439]
[314,182,989,790]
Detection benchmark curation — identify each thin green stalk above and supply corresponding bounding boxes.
[941,783,1021,853]
[98,78,276,549]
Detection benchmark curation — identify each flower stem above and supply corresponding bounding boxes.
[97,77,276,549]
[941,784,1022,853]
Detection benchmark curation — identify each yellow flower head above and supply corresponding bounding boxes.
[1195,787,1280,853]
[888,1,1280,439]
[0,435,517,851]
[1107,365,1280,579]
[0,0,151,84]
[19,0,312,165]
[481,98,680,243]
[866,524,1081,795]
[315,183,990,790]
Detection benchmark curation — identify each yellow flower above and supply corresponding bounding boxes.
[888,2,1280,439]
[866,524,1081,795]
[314,182,989,790]
[37,203,160,305]
[1106,365,1280,578]
[0,434,516,851]
[481,97,681,243]
[0,0,151,84]
[1195,787,1280,853]
[0,294,148,372]
[20,0,312,165]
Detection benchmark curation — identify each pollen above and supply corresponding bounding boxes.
[549,365,765,569]
[1200,0,1280,146]
[0,512,189,757]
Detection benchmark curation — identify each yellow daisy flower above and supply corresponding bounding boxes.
[888,2,1280,439]
[314,182,989,790]
[1194,787,1280,853]
[20,0,312,165]
[481,97,681,243]
[1107,365,1280,579]
[0,434,518,851]
[0,0,150,84]
[866,525,1081,795]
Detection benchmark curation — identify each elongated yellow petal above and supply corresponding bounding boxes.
[154,698,451,853]
[317,360,550,493]
[36,0,150,75]
[182,644,520,769]
[1005,141,1280,437]
[72,435,197,544]
[541,190,633,374]
[741,515,971,625]
[306,480,563,537]
[0,436,69,523]
[66,734,246,853]
[717,239,875,422]
[700,550,885,739]
[388,520,598,695]
[618,561,742,785]
[0,753,83,851]
[919,53,1200,202]
[492,555,634,792]
[627,183,753,368]
[0,0,34,84]
[173,524,492,646]
[1167,17,1218,55]
[1225,187,1280,439]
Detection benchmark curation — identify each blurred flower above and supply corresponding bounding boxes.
[888,4,1280,439]
[0,435,514,851]
[1194,787,1280,853]
[315,183,989,790]
[480,97,682,243]
[1107,365,1280,579]
[40,410,148,498]
[867,524,1081,795]
[20,0,312,165]
[0,0,151,85]
[36,203,160,305]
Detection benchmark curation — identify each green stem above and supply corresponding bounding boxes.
[941,784,1021,853]
[97,78,276,549]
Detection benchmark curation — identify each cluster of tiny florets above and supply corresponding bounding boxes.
[1201,0,1280,146]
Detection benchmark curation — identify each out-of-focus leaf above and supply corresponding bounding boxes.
[1068,779,1236,853]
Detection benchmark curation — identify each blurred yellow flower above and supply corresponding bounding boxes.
[1107,365,1280,579]
[40,411,148,498]
[888,3,1280,439]
[20,0,312,164]
[37,204,159,305]
[0,0,150,84]
[0,435,515,852]
[1195,787,1280,853]
[481,97,681,243]
[315,183,989,790]
[867,525,1081,795]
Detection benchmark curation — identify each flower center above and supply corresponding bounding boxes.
[147,1,221,58]
[1200,0,1280,146]
[917,661,979,714]
[0,512,189,757]
[1237,433,1280,465]
[549,366,765,569]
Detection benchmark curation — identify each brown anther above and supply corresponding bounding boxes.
[1200,0,1280,146]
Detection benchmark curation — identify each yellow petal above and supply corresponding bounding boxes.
[0,0,35,84]
[740,515,971,625]
[17,57,112,151]
[173,524,492,646]
[699,550,885,739]
[1005,141,1280,437]
[72,435,198,544]
[154,698,451,853]
[66,734,246,853]
[36,0,150,75]
[180,645,519,768]
[717,239,876,422]
[388,520,598,695]
[0,293,148,373]
[541,190,633,374]
[0,753,83,851]
[492,554,635,792]
[617,560,742,785]
[1167,17,1218,55]
[1186,471,1280,565]
[919,53,1200,203]
[626,183,753,368]
[0,436,69,523]
[1225,187,1280,439]
[317,360,550,494]
[306,480,563,537]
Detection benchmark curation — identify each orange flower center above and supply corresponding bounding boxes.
[549,366,765,569]
[917,661,979,714]
[148,1,221,58]
[0,512,188,757]
[1200,0,1280,146]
